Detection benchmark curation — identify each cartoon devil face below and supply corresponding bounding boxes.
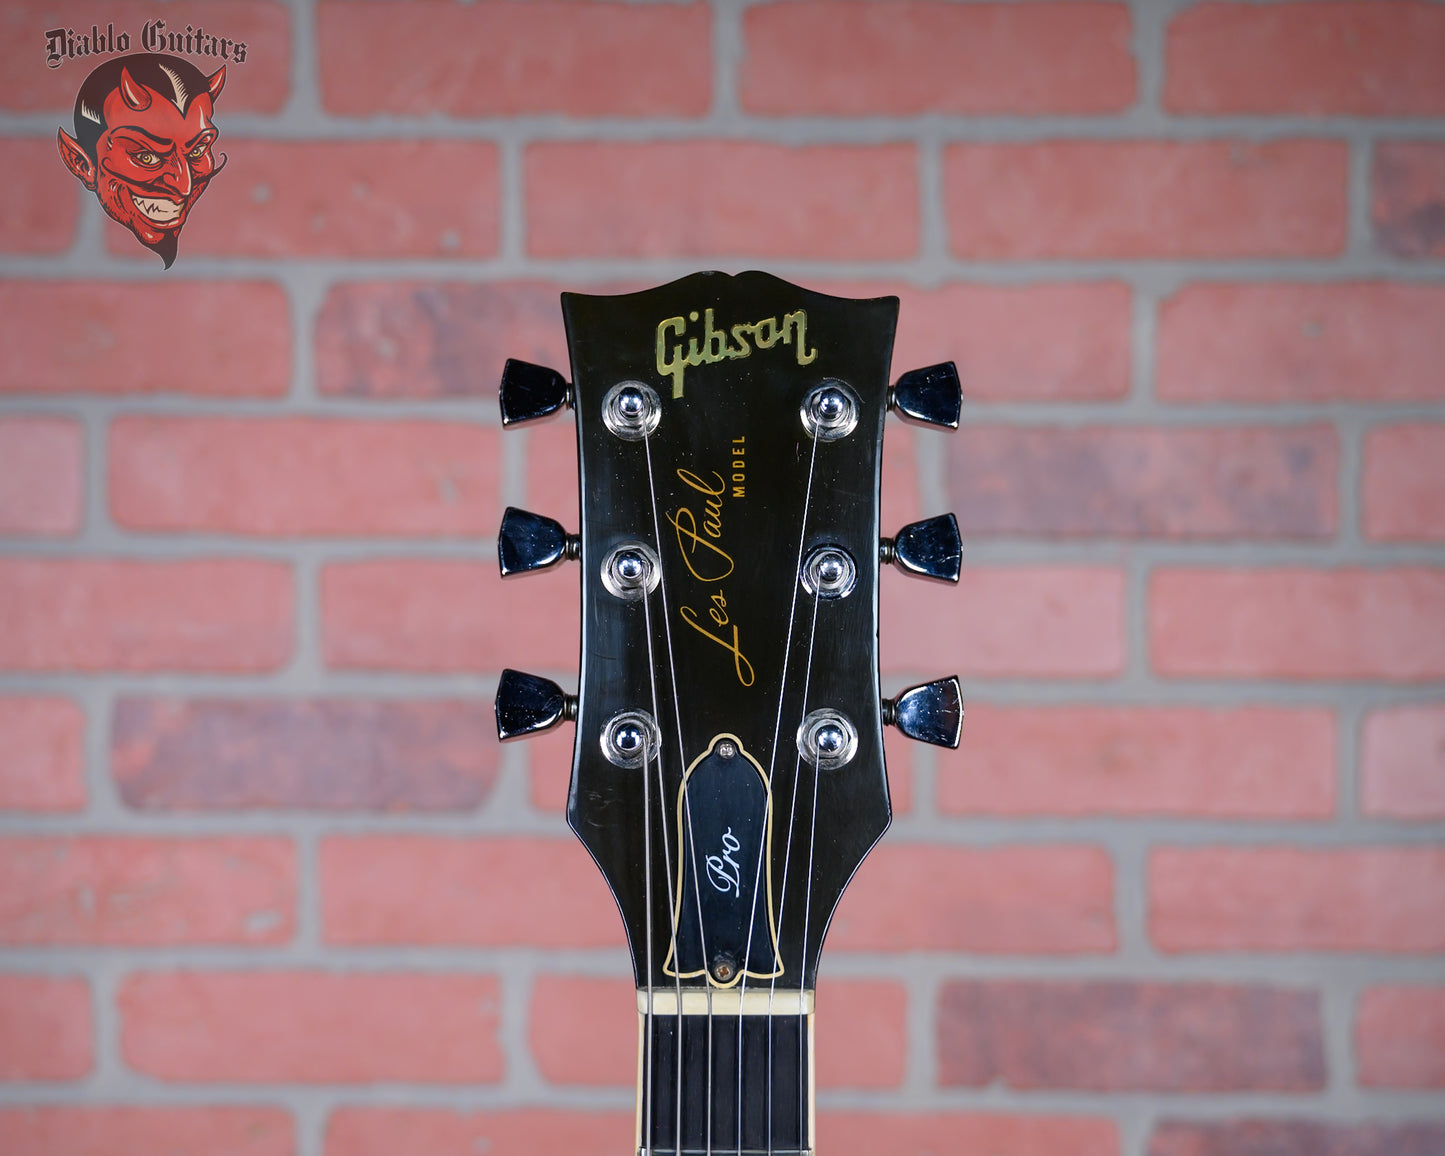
[58,54,225,267]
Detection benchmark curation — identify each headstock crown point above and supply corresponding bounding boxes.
[884,676,963,749]
[500,359,573,427]
[889,362,962,430]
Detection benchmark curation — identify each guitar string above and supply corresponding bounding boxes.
[772,588,821,1156]
[739,427,820,1156]
[640,582,682,1156]
[794,596,826,1151]
[643,428,714,1156]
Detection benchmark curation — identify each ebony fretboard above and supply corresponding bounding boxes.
[637,998,813,1156]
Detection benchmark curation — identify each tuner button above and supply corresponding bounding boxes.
[889,362,962,430]
[499,359,572,427]
[495,669,577,741]
[498,507,579,578]
[883,676,963,749]
[882,513,962,584]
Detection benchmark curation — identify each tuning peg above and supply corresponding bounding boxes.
[889,362,961,430]
[495,669,577,741]
[882,513,961,584]
[499,507,579,578]
[500,359,572,427]
[883,676,963,749]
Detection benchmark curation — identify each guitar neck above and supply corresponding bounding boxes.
[636,988,814,1156]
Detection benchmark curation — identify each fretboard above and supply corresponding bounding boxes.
[636,989,814,1156]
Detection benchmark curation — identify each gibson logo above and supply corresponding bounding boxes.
[656,308,817,399]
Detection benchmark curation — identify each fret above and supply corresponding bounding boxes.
[636,991,814,1156]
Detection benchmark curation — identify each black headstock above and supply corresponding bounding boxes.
[496,271,961,993]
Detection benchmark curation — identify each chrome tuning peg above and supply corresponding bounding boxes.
[883,676,963,749]
[889,362,961,430]
[499,359,572,427]
[882,513,961,584]
[495,669,577,741]
[498,507,579,578]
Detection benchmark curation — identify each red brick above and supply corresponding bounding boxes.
[1361,705,1445,820]
[316,282,569,399]
[114,142,499,259]
[1,2,290,112]
[878,282,1132,402]
[527,143,917,260]
[0,141,77,254]
[1150,846,1445,953]
[829,845,1114,953]
[1374,143,1445,258]
[940,706,1335,819]
[319,1,708,117]
[110,418,500,536]
[0,281,290,397]
[948,425,1336,539]
[524,419,579,529]
[321,560,576,672]
[0,698,85,812]
[1149,1120,1445,1156]
[818,1113,1119,1156]
[0,418,82,536]
[529,974,632,1086]
[321,836,624,948]
[815,979,907,1089]
[882,567,1125,678]
[939,980,1323,1091]
[1157,282,1445,403]
[0,1107,293,1156]
[526,725,577,813]
[0,559,292,672]
[743,2,1133,115]
[113,698,498,811]
[121,971,500,1083]
[0,976,90,1079]
[0,836,293,946]
[325,1108,632,1156]
[1363,424,1445,541]
[946,141,1347,259]
[1166,2,1445,115]
[882,727,914,817]
[1356,985,1445,1088]
[1150,568,1445,681]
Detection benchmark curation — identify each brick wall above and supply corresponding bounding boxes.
[1,2,1443,1154]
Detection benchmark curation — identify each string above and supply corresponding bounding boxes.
[750,427,822,1156]
[643,428,713,1155]
[640,582,681,1156]
[793,588,826,1149]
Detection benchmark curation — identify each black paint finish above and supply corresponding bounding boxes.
[563,271,899,994]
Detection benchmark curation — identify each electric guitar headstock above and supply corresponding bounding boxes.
[495,271,962,1155]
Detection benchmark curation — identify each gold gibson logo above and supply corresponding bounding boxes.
[656,308,817,398]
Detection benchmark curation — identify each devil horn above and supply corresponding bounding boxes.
[206,65,225,101]
[118,67,151,111]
